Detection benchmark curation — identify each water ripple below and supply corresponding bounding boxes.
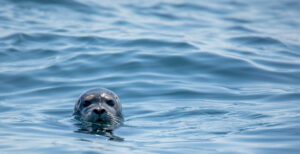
[119,38,197,49]
[228,36,287,48]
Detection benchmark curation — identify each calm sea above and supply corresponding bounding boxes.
[0,0,300,153]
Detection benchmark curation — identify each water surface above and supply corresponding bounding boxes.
[0,0,300,153]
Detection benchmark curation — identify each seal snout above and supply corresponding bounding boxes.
[93,108,106,115]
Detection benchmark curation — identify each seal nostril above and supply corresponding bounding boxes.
[93,109,105,115]
[99,109,105,114]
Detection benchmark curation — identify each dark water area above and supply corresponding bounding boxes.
[1,0,300,153]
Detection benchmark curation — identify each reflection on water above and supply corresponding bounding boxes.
[74,122,124,142]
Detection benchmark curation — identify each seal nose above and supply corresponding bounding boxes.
[93,108,106,115]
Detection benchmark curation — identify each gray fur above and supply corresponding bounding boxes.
[73,88,124,129]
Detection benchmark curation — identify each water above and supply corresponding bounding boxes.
[0,0,300,153]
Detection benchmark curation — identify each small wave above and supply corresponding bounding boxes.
[254,58,300,72]
[0,33,61,45]
[119,38,197,49]
[266,92,300,102]
[228,36,287,48]
[168,3,230,14]
[223,17,251,24]
[0,32,117,48]
[225,26,256,33]
[132,106,228,121]
[6,0,106,15]
[0,102,14,113]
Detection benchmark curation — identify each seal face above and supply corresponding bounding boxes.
[73,88,124,130]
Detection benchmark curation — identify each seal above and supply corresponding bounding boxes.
[73,88,124,130]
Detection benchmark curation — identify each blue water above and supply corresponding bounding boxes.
[1,0,300,153]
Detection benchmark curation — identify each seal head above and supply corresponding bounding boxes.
[73,88,124,130]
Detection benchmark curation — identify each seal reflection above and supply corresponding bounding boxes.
[74,122,124,141]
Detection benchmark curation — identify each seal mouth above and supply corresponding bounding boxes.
[95,116,111,124]
[96,118,105,123]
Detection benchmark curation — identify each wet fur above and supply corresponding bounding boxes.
[73,88,124,130]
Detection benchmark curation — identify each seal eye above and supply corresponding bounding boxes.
[83,100,92,107]
[106,100,115,107]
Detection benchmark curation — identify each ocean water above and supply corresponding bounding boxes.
[0,0,300,153]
